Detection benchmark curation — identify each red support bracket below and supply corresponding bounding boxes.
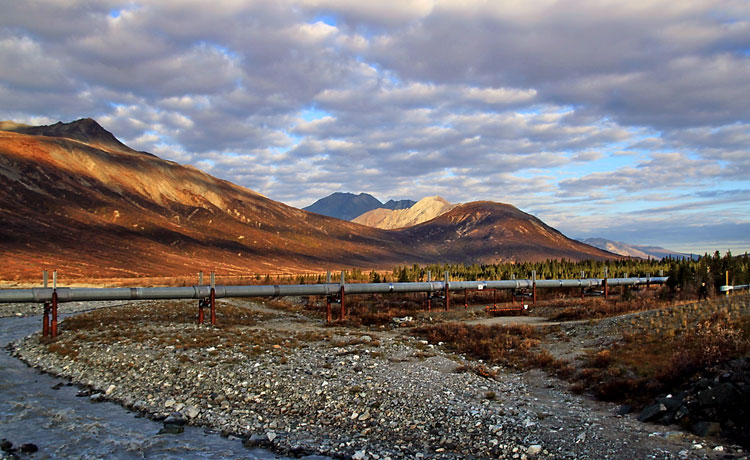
[198,298,206,324]
[50,290,58,338]
[325,295,333,323]
[339,285,346,320]
[210,287,216,325]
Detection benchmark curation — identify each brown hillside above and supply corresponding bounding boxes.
[0,119,616,281]
[403,201,616,263]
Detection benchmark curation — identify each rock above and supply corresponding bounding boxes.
[164,412,186,426]
[656,395,683,411]
[105,384,116,395]
[164,398,176,408]
[692,421,721,437]
[19,444,38,453]
[615,404,631,416]
[90,393,105,402]
[158,423,185,435]
[353,451,366,460]
[638,403,668,423]
[697,382,742,408]
[185,406,199,419]
[1,439,13,452]
[526,445,543,455]
[266,431,277,443]
[243,434,270,448]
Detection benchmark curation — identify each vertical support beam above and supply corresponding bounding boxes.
[464,289,468,310]
[603,266,609,300]
[444,271,450,311]
[326,296,332,323]
[339,271,346,320]
[51,290,58,338]
[199,271,204,285]
[532,270,537,305]
[726,271,730,297]
[646,273,651,290]
[43,302,50,337]
[326,270,331,284]
[198,299,204,324]
[425,270,432,312]
[210,272,216,325]
[51,270,58,338]
[493,289,497,309]
[42,271,49,337]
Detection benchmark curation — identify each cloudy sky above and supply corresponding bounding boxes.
[1,0,748,254]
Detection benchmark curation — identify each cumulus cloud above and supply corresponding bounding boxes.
[0,0,748,252]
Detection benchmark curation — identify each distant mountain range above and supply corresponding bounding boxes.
[352,196,456,229]
[580,238,697,260]
[303,192,415,221]
[0,118,616,280]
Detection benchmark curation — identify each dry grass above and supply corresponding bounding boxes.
[414,322,572,376]
[546,291,690,322]
[570,297,750,405]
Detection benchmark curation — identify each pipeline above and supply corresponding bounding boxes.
[0,276,667,304]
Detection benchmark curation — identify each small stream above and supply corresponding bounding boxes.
[0,315,323,459]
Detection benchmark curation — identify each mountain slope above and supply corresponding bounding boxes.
[352,196,455,229]
[580,238,695,260]
[0,123,422,279]
[0,119,616,280]
[404,201,615,263]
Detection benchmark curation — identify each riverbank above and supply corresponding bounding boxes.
[10,299,744,459]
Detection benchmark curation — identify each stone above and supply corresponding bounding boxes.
[638,403,668,423]
[615,405,631,416]
[266,431,277,443]
[164,412,186,426]
[692,421,721,437]
[243,434,269,448]
[90,393,105,402]
[19,444,38,454]
[353,451,366,460]
[157,423,184,435]
[526,445,543,455]
[1,439,13,452]
[105,384,116,395]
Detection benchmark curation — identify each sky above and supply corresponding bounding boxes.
[1,0,748,255]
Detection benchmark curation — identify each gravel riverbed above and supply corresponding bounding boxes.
[8,299,745,460]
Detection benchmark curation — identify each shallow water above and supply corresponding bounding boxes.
[0,315,324,459]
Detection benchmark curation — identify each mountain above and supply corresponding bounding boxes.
[0,119,616,280]
[382,199,416,210]
[303,192,384,220]
[0,118,136,154]
[303,192,415,220]
[580,238,696,260]
[352,196,456,229]
[404,202,614,262]
[0,120,423,280]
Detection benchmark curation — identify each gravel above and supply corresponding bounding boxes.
[9,299,746,460]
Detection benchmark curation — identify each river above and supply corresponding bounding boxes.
[0,315,325,459]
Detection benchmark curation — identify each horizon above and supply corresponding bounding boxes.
[1,1,748,255]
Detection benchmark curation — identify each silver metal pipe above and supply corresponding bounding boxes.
[0,276,669,304]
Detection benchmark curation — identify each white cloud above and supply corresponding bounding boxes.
[0,0,748,252]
